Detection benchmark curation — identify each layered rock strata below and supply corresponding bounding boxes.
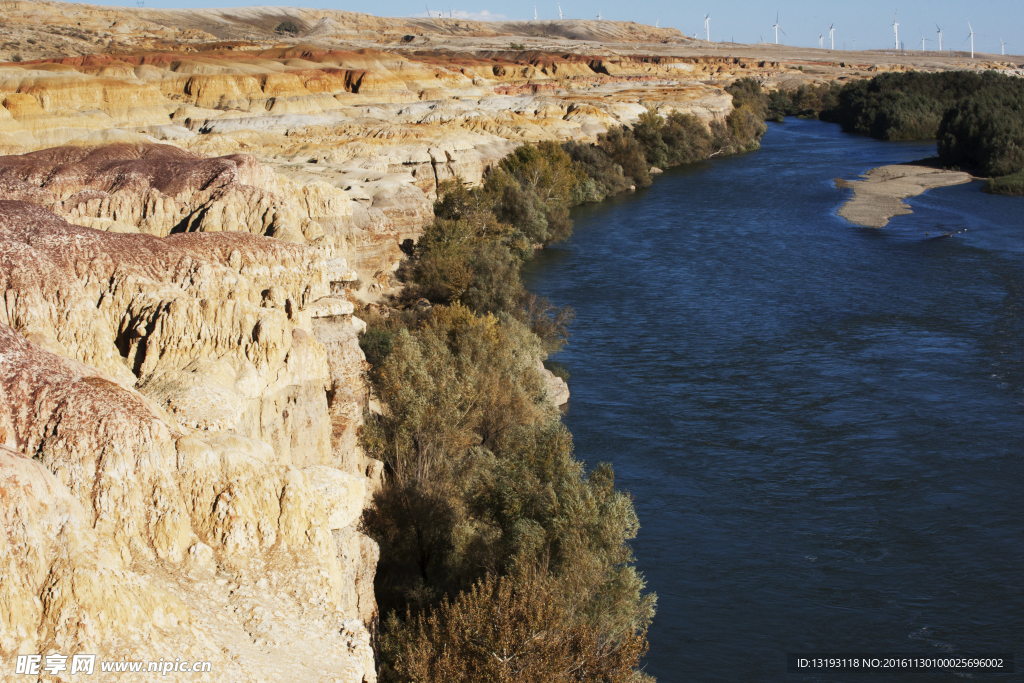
[0,200,379,681]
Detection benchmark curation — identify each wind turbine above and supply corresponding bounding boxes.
[921,35,929,51]
[818,33,823,49]
[893,11,899,51]
[655,18,660,28]
[936,24,943,51]
[597,9,602,20]
[557,2,562,20]
[704,13,711,42]
[772,12,785,44]
[966,21,975,59]
[829,23,835,50]
[1001,38,1008,55]
[534,5,537,20]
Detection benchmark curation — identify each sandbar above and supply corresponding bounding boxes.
[835,162,974,228]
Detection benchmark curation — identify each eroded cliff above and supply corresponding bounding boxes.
[0,199,379,681]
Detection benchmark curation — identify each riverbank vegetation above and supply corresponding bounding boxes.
[790,71,1024,195]
[358,86,772,682]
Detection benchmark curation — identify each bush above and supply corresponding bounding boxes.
[545,360,570,382]
[563,140,632,200]
[767,82,842,121]
[380,574,648,683]
[985,170,1024,196]
[598,127,651,187]
[275,21,300,34]
[660,112,714,164]
[521,293,575,355]
[726,77,770,121]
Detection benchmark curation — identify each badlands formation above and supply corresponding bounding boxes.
[0,3,1021,680]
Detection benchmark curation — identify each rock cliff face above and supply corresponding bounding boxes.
[0,39,750,294]
[0,201,378,681]
[0,33,762,304]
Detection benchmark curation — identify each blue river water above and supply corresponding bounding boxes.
[521,119,1024,681]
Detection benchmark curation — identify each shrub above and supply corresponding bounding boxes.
[380,574,648,683]
[598,126,651,187]
[563,140,632,200]
[275,21,300,34]
[726,77,770,121]
[545,360,570,382]
[632,106,671,169]
[986,170,1024,196]
[460,241,525,315]
[521,293,575,355]
[661,112,714,164]
[768,82,842,121]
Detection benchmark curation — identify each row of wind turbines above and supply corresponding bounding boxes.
[894,12,1009,58]
[429,5,1012,55]
[745,11,1010,57]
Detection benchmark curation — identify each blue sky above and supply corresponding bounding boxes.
[81,0,1023,56]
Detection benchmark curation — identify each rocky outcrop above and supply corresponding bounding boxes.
[0,142,326,242]
[0,201,379,681]
[537,359,570,407]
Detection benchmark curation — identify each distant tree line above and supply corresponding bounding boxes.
[358,84,772,682]
[771,71,1024,195]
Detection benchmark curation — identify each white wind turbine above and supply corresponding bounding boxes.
[534,5,537,20]
[818,33,823,49]
[966,21,975,58]
[557,2,562,20]
[656,18,660,28]
[936,24,943,51]
[597,9,602,19]
[704,13,711,42]
[921,34,929,51]
[893,11,900,50]
[1001,38,1009,55]
[772,12,785,44]
[829,23,835,50]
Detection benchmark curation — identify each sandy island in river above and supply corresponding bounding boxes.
[835,162,975,228]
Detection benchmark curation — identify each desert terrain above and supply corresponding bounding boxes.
[0,3,1021,680]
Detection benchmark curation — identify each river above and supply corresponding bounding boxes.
[522,118,1024,681]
